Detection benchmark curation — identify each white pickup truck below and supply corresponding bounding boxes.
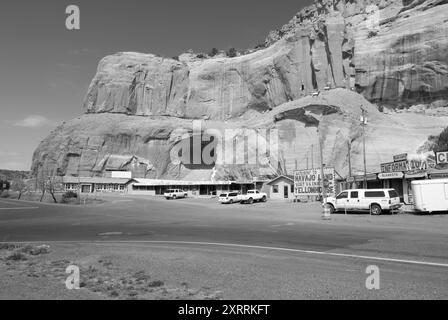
[239,190,267,204]
[324,189,401,215]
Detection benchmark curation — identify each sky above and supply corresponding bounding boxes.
[0,0,312,171]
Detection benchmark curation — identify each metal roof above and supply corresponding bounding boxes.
[131,179,232,186]
[62,177,132,184]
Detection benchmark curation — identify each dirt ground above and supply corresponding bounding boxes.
[0,243,222,300]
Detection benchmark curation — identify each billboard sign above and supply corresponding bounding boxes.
[111,171,132,179]
[393,153,408,162]
[294,168,336,197]
[381,160,427,173]
[436,151,448,164]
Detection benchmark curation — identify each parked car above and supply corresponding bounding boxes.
[164,189,188,200]
[218,192,241,204]
[324,189,401,215]
[240,190,267,204]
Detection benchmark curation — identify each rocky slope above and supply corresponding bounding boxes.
[32,0,448,180]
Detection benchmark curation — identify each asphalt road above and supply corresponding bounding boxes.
[0,196,447,299]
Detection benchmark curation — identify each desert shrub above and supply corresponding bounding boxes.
[226,48,238,58]
[20,244,50,256]
[148,280,164,288]
[0,243,18,251]
[0,191,10,198]
[6,251,28,261]
[209,48,219,57]
[367,30,378,38]
[196,53,206,59]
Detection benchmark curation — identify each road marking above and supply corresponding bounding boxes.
[1,240,448,268]
[271,222,295,227]
[98,232,123,236]
[0,207,39,210]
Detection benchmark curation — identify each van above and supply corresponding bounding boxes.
[324,189,401,215]
[411,179,448,213]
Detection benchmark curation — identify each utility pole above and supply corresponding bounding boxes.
[347,140,352,188]
[311,144,314,169]
[361,107,368,188]
[318,129,326,202]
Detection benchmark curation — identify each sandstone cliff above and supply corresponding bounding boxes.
[32,0,448,180]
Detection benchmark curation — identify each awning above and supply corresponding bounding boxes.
[354,173,378,182]
[405,171,427,179]
[428,167,448,178]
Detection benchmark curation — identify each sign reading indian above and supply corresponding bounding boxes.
[294,168,335,196]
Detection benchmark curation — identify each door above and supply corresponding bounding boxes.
[81,185,91,193]
[335,191,349,210]
[348,191,360,210]
[284,186,289,199]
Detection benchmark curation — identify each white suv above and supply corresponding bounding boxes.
[164,189,188,200]
[324,189,401,215]
[218,192,241,204]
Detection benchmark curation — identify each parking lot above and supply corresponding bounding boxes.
[0,196,447,299]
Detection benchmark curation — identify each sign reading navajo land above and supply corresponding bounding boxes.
[294,168,335,196]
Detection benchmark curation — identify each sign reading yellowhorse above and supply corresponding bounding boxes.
[294,168,336,197]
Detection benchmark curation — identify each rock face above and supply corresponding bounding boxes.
[32,0,448,180]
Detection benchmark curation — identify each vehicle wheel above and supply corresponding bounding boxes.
[248,198,254,204]
[370,204,382,215]
[261,196,267,202]
[172,195,177,200]
[229,199,233,204]
[327,204,335,214]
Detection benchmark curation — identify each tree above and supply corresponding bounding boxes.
[36,170,47,202]
[46,176,63,203]
[11,179,26,200]
[433,127,448,152]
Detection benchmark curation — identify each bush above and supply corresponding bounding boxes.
[367,30,378,38]
[6,251,28,261]
[63,191,77,199]
[226,48,238,58]
[20,244,50,256]
[0,191,10,198]
[61,191,78,204]
[209,48,219,57]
